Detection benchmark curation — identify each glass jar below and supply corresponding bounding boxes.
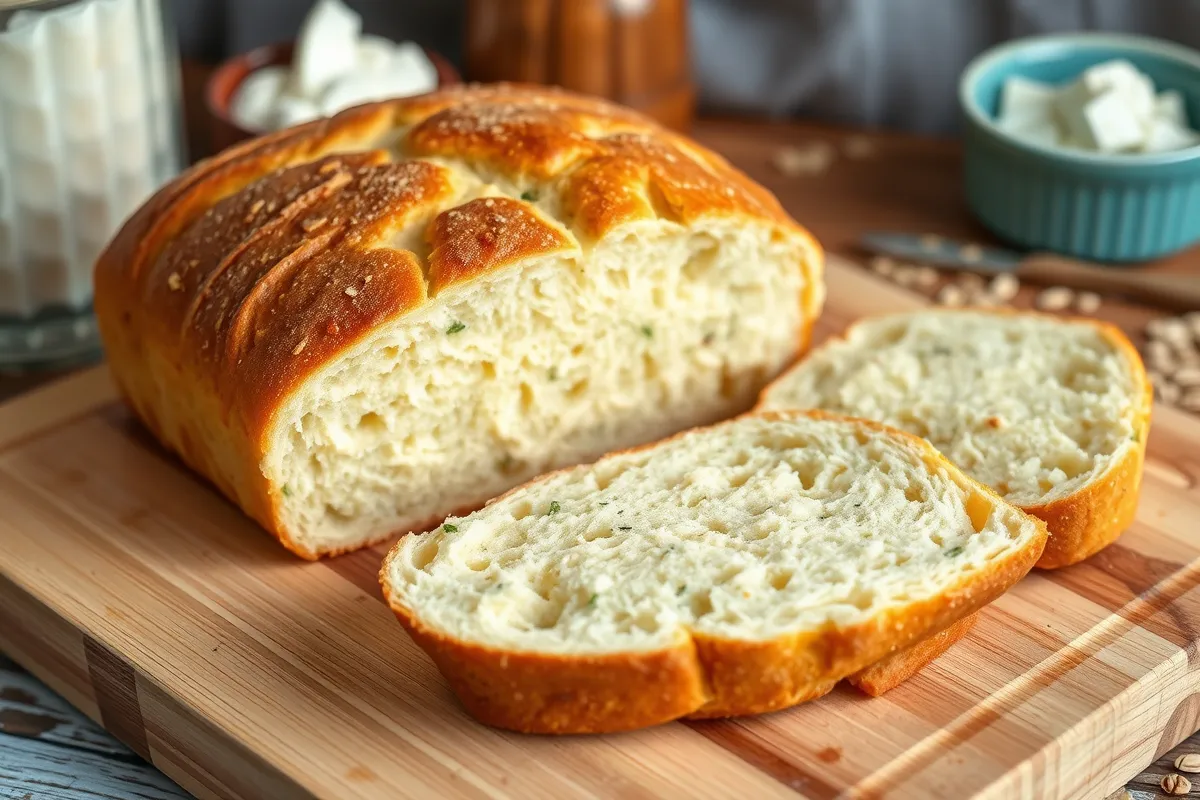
[0,0,183,368]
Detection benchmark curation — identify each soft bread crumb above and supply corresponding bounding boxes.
[760,311,1143,508]
[384,413,1043,654]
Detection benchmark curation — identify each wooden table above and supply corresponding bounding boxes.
[1,117,1197,800]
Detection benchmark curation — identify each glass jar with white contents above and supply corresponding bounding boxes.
[0,0,182,367]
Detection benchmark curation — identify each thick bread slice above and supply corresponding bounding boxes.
[380,411,1046,734]
[93,84,824,558]
[759,310,1152,569]
[846,612,978,696]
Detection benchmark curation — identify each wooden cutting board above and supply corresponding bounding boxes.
[1,258,1198,800]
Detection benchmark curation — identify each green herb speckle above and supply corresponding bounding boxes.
[598,501,609,506]
[1132,428,1141,443]
[617,525,632,531]
[548,366,558,380]
[588,593,598,606]
[945,545,965,558]
[677,584,687,595]
[447,321,466,334]
[443,523,458,533]
[932,346,951,356]
[281,485,291,497]
[640,325,654,339]
[521,189,538,202]
[548,500,561,515]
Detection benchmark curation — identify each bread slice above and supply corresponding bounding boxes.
[759,310,1152,569]
[93,84,824,558]
[380,410,1047,734]
[846,612,979,696]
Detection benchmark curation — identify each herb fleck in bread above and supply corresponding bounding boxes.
[380,411,1046,734]
[93,84,823,559]
[758,310,1152,569]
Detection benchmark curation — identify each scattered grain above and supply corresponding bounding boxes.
[293,338,308,356]
[771,142,835,177]
[1147,340,1177,373]
[167,273,182,291]
[1159,381,1182,406]
[959,243,984,263]
[1074,291,1102,314]
[913,266,939,288]
[344,286,359,297]
[937,284,966,307]
[892,265,918,287]
[1184,387,1200,413]
[1149,317,1191,346]
[1161,773,1191,795]
[869,255,895,277]
[1175,366,1200,388]
[1035,286,1074,311]
[302,217,328,232]
[988,273,1020,302]
[1176,754,1200,773]
[249,199,265,215]
[1186,311,1200,340]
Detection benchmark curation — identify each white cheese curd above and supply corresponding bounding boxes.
[229,0,439,133]
[997,59,1200,154]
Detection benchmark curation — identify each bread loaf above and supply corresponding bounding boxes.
[94,84,823,558]
[380,411,1047,734]
[759,310,1152,568]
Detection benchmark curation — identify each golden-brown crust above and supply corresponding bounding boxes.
[94,83,821,558]
[756,308,1152,571]
[845,612,979,696]
[379,410,1047,734]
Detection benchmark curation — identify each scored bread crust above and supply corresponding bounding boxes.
[756,309,1152,570]
[846,612,979,696]
[93,83,824,559]
[380,410,1047,734]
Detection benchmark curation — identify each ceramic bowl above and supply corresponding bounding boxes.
[959,33,1200,262]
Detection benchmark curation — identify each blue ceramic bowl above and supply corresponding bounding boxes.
[960,33,1200,262]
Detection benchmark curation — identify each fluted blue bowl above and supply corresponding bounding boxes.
[960,33,1200,262]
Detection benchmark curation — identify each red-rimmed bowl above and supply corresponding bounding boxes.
[205,41,461,153]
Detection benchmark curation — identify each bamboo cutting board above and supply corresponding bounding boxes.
[1,259,1199,800]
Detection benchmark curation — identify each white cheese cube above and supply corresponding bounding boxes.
[231,66,289,132]
[273,96,322,129]
[1080,59,1143,94]
[999,115,1061,148]
[389,42,439,93]
[1141,118,1200,153]
[319,48,438,116]
[357,34,396,74]
[291,0,362,99]
[1121,72,1156,122]
[1156,90,1190,127]
[1000,76,1056,128]
[7,9,43,31]
[1080,89,1145,152]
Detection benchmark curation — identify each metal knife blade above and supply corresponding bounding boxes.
[860,231,1024,273]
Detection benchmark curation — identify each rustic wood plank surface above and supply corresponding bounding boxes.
[1,117,1197,799]
[0,654,188,800]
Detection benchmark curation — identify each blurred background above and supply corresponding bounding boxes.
[174,0,1200,133]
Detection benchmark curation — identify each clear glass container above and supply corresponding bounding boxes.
[0,0,183,368]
